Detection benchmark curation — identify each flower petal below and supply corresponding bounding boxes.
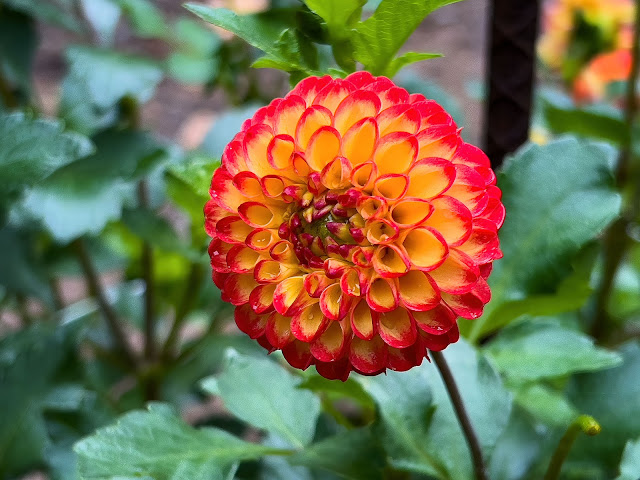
[378,308,417,348]
[398,270,440,311]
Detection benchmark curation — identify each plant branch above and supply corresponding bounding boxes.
[431,350,488,480]
[161,263,204,359]
[0,69,18,109]
[543,415,601,480]
[138,181,157,366]
[73,238,137,369]
[591,0,640,341]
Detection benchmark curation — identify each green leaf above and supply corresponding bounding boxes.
[19,130,167,243]
[185,4,319,75]
[485,319,622,382]
[541,88,626,145]
[512,384,578,427]
[298,375,375,410]
[74,403,280,479]
[60,46,163,134]
[2,0,83,31]
[289,427,385,479]
[0,326,72,477]
[0,227,54,304]
[116,0,169,39]
[0,112,93,207]
[467,138,622,342]
[616,438,640,480]
[488,407,545,480]
[121,208,201,261]
[358,340,512,480]
[167,52,219,85]
[386,52,442,77]
[567,341,640,473]
[302,0,365,40]
[352,0,461,74]
[0,7,37,98]
[202,350,321,448]
[80,0,122,47]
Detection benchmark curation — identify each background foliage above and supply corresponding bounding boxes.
[0,0,639,479]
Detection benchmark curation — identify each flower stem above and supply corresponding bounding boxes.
[161,262,204,359]
[73,238,137,369]
[431,350,488,480]
[543,415,601,480]
[591,0,640,342]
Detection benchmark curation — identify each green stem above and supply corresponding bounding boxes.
[591,0,640,341]
[543,415,601,480]
[431,351,488,480]
[161,263,204,359]
[73,238,138,369]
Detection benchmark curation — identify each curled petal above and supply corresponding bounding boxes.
[249,283,277,314]
[407,158,456,199]
[377,105,421,136]
[210,168,246,212]
[243,124,277,177]
[345,71,376,88]
[296,105,333,149]
[398,270,441,311]
[235,304,268,339]
[358,195,388,220]
[351,161,377,191]
[290,75,332,105]
[270,240,297,264]
[282,340,314,370]
[320,283,352,320]
[447,164,489,215]
[387,343,425,372]
[291,303,329,342]
[275,95,307,137]
[305,126,342,172]
[313,79,356,113]
[350,335,387,374]
[340,268,362,297]
[366,219,400,245]
[372,244,410,278]
[457,220,502,264]
[227,245,263,273]
[342,117,379,166]
[246,228,277,251]
[267,135,295,171]
[399,227,448,271]
[378,308,417,349]
[223,273,258,306]
[310,320,348,362]
[334,90,381,134]
[221,139,247,176]
[422,323,459,351]
[215,216,253,244]
[428,249,480,294]
[321,156,353,190]
[424,196,473,247]
[416,125,461,159]
[373,174,409,202]
[304,271,334,297]
[273,276,306,315]
[350,299,376,340]
[366,276,399,312]
[238,202,282,228]
[265,312,294,348]
[254,259,297,284]
[389,198,434,227]
[411,303,457,335]
[374,132,418,175]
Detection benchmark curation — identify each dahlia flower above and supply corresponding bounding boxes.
[205,72,504,380]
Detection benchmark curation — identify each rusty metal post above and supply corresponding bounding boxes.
[483,0,541,168]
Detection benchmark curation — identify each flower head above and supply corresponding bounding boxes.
[205,72,504,380]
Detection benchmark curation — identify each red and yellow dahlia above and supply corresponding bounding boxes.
[205,72,504,380]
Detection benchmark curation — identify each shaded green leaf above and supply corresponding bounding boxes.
[615,438,640,480]
[185,4,318,75]
[512,384,578,427]
[358,340,512,480]
[0,326,72,477]
[467,138,622,342]
[60,46,163,134]
[80,0,121,46]
[202,350,321,448]
[116,0,169,39]
[298,375,375,410]
[167,52,219,85]
[0,112,93,207]
[568,341,640,473]
[303,0,365,40]
[2,0,83,31]
[352,0,461,74]
[0,7,37,98]
[19,130,167,243]
[74,403,279,479]
[485,319,622,381]
[289,427,385,479]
